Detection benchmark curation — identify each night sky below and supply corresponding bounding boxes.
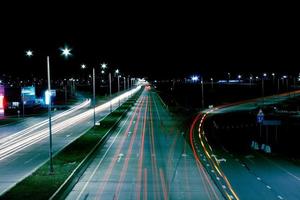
[1,2,299,79]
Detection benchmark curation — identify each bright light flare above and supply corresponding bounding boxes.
[25,50,33,57]
[81,64,86,69]
[101,63,107,69]
[191,76,199,81]
[60,46,72,58]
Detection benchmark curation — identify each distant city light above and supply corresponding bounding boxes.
[238,75,242,79]
[283,75,287,79]
[256,76,259,79]
[101,70,105,74]
[263,73,267,77]
[81,64,86,69]
[60,46,72,58]
[210,78,213,81]
[272,73,275,76]
[191,76,199,82]
[250,76,253,80]
[25,50,33,57]
[115,69,120,74]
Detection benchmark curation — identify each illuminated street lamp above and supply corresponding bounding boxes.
[60,46,72,58]
[210,77,214,89]
[25,50,33,57]
[81,64,86,69]
[115,69,120,92]
[26,45,72,174]
[191,75,199,82]
[101,63,107,69]
[250,76,253,87]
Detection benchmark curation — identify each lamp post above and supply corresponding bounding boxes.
[210,77,213,89]
[46,56,54,174]
[93,67,96,127]
[250,76,253,88]
[123,77,126,90]
[262,73,267,106]
[115,69,120,92]
[201,76,204,109]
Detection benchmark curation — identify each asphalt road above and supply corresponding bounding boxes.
[0,87,140,195]
[190,90,300,200]
[66,89,224,200]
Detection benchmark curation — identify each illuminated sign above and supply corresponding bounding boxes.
[21,86,36,105]
[0,85,4,116]
[45,90,56,105]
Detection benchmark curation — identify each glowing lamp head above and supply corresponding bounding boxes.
[263,73,267,77]
[115,69,120,74]
[25,50,33,57]
[60,46,72,58]
[81,64,86,69]
[101,63,107,69]
[191,76,199,82]
[238,75,242,79]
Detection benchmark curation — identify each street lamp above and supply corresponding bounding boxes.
[250,76,253,87]
[101,63,107,69]
[25,50,33,57]
[60,46,72,58]
[201,76,204,109]
[26,45,72,174]
[210,77,213,89]
[81,64,86,69]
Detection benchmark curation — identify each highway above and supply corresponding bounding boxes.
[0,87,140,195]
[66,89,224,200]
[190,90,300,200]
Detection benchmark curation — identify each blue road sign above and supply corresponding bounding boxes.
[257,109,264,123]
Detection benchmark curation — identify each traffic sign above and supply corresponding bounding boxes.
[257,109,264,123]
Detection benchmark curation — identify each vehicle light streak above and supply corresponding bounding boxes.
[0,87,141,161]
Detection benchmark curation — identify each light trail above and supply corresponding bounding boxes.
[0,87,141,161]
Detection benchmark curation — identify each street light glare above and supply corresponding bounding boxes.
[115,69,120,74]
[25,50,33,57]
[191,76,199,81]
[101,70,105,74]
[81,64,86,69]
[101,63,107,69]
[60,46,72,58]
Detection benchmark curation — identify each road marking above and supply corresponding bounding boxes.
[65,134,71,138]
[257,177,261,181]
[75,108,133,200]
[222,185,227,189]
[216,176,220,181]
[266,185,272,189]
[117,153,124,162]
[277,195,284,199]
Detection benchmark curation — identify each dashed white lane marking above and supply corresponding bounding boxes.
[66,134,71,138]
[216,176,220,181]
[257,177,261,181]
[222,185,226,189]
[277,195,284,199]
[117,153,124,162]
[266,185,272,189]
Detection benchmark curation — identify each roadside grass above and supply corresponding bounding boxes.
[0,117,20,126]
[0,90,142,200]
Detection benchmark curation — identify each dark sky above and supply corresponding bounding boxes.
[1,2,299,79]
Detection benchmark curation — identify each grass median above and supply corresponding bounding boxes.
[0,89,142,200]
